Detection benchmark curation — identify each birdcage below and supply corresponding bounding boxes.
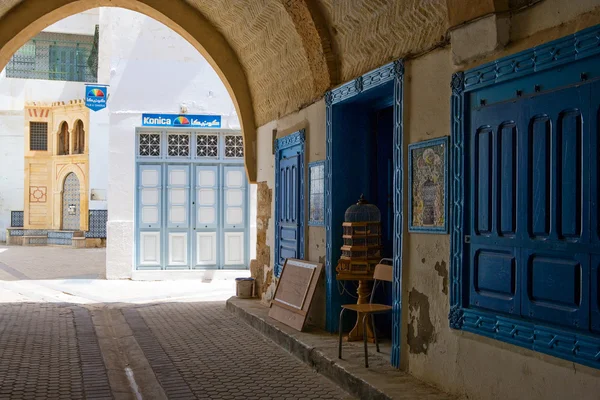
[336,195,382,280]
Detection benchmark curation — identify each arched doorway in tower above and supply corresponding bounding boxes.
[62,172,81,231]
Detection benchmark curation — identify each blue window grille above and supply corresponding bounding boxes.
[10,211,24,228]
[308,161,325,226]
[450,23,600,369]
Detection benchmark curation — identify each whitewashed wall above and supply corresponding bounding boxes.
[43,9,99,36]
[101,8,247,279]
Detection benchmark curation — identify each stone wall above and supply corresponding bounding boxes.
[251,181,272,301]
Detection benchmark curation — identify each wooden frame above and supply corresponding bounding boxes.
[269,258,323,331]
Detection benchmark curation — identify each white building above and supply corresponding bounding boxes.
[0,8,255,277]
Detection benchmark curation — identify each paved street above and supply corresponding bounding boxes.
[0,246,106,280]
[0,245,351,399]
[0,301,352,399]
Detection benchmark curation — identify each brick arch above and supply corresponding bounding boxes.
[0,0,261,181]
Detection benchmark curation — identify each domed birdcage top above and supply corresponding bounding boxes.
[344,195,381,222]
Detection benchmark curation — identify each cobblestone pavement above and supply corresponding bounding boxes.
[0,246,106,280]
[0,303,111,399]
[0,301,353,399]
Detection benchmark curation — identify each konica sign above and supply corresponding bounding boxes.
[141,113,221,128]
[85,85,108,112]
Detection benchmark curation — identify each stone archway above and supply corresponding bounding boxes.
[0,0,340,184]
[0,0,260,181]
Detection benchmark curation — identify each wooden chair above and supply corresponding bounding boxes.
[338,261,393,368]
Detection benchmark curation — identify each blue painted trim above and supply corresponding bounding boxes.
[450,71,466,330]
[326,62,397,105]
[450,24,600,370]
[325,60,404,368]
[274,130,306,278]
[407,137,449,234]
[391,60,404,368]
[308,161,325,227]
[463,23,600,93]
[461,309,600,369]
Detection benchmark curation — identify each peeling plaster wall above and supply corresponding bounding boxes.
[401,1,600,398]
[255,99,327,328]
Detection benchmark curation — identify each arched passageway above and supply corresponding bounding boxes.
[0,0,338,183]
[0,0,451,183]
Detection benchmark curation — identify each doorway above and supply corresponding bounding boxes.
[325,61,404,367]
[62,172,81,230]
[274,130,305,277]
[136,130,250,270]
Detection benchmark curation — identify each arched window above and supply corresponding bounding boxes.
[58,121,69,155]
[73,120,85,154]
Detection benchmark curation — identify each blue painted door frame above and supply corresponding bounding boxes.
[325,60,404,368]
[274,130,306,277]
[450,24,600,369]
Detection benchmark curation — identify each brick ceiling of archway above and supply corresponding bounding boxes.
[0,0,449,126]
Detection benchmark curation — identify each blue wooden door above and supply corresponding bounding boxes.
[277,155,301,270]
[166,165,190,268]
[520,86,590,330]
[589,81,600,333]
[469,84,592,330]
[470,99,522,316]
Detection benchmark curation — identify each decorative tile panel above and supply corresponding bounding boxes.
[29,186,47,203]
[48,231,74,246]
[10,211,24,227]
[167,133,190,157]
[86,210,108,238]
[224,135,244,158]
[197,134,219,157]
[23,230,48,236]
[139,133,161,157]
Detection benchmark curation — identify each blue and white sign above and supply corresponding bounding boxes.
[85,85,108,112]
[141,113,221,128]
